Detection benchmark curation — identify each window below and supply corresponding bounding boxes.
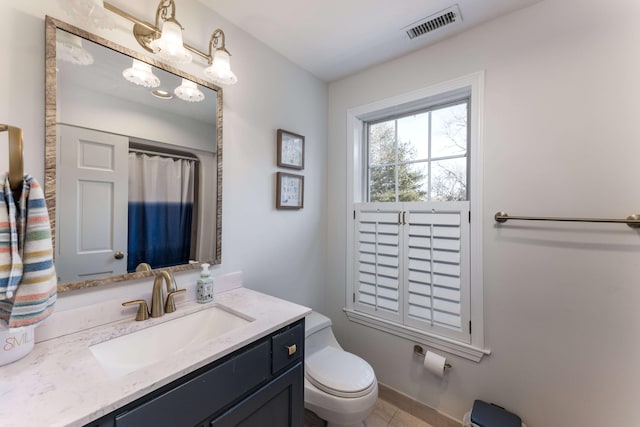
[367,101,468,203]
[345,73,488,361]
[358,101,470,343]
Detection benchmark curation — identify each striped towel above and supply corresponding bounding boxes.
[0,174,57,329]
[0,175,22,300]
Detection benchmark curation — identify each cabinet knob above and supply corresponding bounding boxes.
[285,344,297,356]
[114,251,124,260]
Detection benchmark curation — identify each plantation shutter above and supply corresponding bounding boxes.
[353,203,403,322]
[403,202,470,342]
[353,202,470,343]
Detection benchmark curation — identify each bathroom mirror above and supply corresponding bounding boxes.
[45,16,223,292]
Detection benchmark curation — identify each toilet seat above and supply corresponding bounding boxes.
[305,347,376,398]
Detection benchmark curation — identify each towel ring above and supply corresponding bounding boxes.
[0,124,24,193]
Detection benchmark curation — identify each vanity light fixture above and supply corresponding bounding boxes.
[174,79,205,102]
[204,29,238,86]
[147,1,192,64]
[122,59,161,87]
[102,1,238,85]
[58,0,116,30]
[56,30,94,65]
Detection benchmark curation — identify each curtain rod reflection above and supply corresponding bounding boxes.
[129,147,199,162]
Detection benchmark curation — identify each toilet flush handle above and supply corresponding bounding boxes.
[285,344,297,356]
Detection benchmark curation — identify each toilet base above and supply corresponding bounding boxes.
[304,378,377,427]
[306,403,372,427]
[327,422,364,427]
[304,409,365,427]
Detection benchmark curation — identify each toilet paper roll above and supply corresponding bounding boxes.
[423,350,447,377]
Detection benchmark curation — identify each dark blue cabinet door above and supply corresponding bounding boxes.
[114,341,270,427]
[210,363,303,427]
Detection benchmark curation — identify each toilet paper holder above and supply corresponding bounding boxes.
[413,345,452,369]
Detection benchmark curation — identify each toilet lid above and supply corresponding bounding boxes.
[305,347,376,398]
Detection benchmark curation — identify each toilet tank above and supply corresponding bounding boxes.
[305,311,332,337]
[304,311,341,354]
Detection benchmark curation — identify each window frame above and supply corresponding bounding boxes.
[345,72,489,362]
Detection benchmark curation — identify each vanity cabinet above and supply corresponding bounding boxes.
[87,319,304,427]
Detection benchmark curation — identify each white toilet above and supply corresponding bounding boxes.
[304,311,378,427]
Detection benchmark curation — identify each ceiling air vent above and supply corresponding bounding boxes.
[404,5,462,40]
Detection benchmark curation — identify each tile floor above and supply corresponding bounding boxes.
[304,398,433,427]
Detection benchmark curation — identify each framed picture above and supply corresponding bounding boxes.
[277,129,305,170]
[276,172,304,209]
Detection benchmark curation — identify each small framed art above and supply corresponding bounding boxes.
[277,129,305,170]
[276,172,304,209]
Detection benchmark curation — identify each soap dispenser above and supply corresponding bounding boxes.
[196,263,214,303]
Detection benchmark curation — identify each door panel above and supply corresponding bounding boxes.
[57,125,128,282]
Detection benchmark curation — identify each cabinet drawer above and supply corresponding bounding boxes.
[271,322,303,374]
[115,341,270,427]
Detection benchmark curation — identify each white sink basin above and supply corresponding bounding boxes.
[89,305,253,378]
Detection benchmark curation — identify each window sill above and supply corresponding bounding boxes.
[343,308,490,362]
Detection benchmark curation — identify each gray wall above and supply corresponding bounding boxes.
[0,0,328,311]
[326,0,640,425]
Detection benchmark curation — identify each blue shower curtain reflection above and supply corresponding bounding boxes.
[127,153,196,272]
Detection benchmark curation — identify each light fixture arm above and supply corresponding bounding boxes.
[102,1,237,84]
[208,28,230,64]
[155,0,183,29]
[104,1,209,61]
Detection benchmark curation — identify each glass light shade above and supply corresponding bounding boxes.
[204,49,238,86]
[56,31,94,65]
[149,20,192,64]
[122,59,160,88]
[57,0,115,30]
[174,79,204,102]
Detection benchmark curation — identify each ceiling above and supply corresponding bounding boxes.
[198,0,542,82]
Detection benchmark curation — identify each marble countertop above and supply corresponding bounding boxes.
[0,287,311,427]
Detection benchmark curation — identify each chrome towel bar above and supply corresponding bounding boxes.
[495,211,640,229]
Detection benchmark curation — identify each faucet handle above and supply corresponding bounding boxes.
[165,288,186,313]
[122,299,150,321]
